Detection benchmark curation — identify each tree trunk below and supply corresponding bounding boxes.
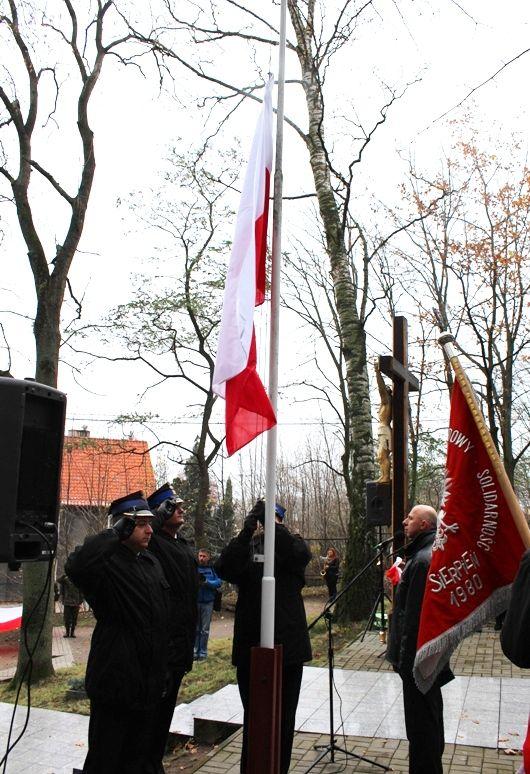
[2,0,123,687]
[290,9,376,619]
[11,291,62,685]
[194,454,211,544]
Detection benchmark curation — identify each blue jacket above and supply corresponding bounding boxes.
[197,564,221,604]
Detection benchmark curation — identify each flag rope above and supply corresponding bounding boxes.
[439,331,530,548]
[261,0,288,649]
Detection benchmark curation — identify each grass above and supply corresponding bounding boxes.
[0,662,89,715]
[0,618,364,716]
[179,637,235,703]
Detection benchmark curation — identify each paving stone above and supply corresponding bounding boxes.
[0,626,527,772]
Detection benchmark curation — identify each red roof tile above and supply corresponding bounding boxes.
[60,436,156,507]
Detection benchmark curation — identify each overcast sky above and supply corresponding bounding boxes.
[1,0,530,481]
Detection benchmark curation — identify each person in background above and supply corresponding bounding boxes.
[195,548,221,661]
[66,491,170,774]
[322,547,339,601]
[215,501,312,774]
[501,548,530,774]
[56,572,84,638]
[386,504,454,774]
[146,483,199,771]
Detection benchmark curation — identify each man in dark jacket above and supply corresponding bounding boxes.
[501,548,530,669]
[215,501,312,774]
[387,504,453,774]
[146,483,199,769]
[501,548,530,773]
[66,492,171,774]
[195,548,222,660]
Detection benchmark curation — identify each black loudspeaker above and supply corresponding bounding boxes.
[0,377,66,563]
[365,481,392,527]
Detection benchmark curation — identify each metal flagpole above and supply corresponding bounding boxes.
[245,5,287,772]
[261,0,287,648]
[439,331,530,548]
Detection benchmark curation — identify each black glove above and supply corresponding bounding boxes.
[150,500,176,531]
[250,499,266,523]
[157,499,176,522]
[243,499,265,532]
[112,516,136,541]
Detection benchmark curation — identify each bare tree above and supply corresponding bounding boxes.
[0,0,139,680]
[67,148,233,542]
[390,140,530,490]
[117,0,420,617]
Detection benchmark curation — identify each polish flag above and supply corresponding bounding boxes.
[413,379,528,693]
[0,605,22,632]
[385,557,403,586]
[212,77,276,455]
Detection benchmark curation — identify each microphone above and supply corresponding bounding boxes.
[375,536,393,550]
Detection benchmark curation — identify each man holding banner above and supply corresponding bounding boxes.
[390,331,530,772]
[413,335,530,694]
[386,329,530,773]
[387,505,453,774]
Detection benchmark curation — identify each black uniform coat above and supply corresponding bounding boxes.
[66,530,171,710]
[387,528,453,686]
[147,530,199,672]
[501,548,530,668]
[215,522,312,668]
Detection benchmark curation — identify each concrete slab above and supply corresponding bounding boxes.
[171,666,529,751]
[0,666,527,771]
[0,702,87,772]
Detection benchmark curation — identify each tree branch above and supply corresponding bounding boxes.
[30,160,74,205]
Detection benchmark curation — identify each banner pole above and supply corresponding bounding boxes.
[439,331,530,548]
[261,0,287,649]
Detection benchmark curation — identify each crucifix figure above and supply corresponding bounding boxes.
[375,362,392,483]
[379,316,419,547]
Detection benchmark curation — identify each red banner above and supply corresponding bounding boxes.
[414,379,527,692]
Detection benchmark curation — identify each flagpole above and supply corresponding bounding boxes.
[439,331,530,549]
[261,0,287,649]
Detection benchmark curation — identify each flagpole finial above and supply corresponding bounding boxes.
[438,331,456,359]
[438,331,454,345]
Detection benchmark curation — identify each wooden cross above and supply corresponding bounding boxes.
[379,316,419,548]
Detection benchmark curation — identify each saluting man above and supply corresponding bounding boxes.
[66,491,171,774]
[215,501,312,774]
[146,483,199,768]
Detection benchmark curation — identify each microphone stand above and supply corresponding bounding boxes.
[303,545,392,773]
[360,527,392,644]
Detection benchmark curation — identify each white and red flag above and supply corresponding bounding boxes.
[413,378,528,692]
[212,77,276,456]
[385,557,403,587]
[0,605,22,633]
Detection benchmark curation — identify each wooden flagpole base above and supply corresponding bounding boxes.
[247,644,282,774]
